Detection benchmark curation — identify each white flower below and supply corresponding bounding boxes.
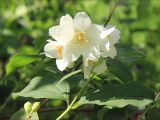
[44,12,120,78]
[97,25,120,58]
[44,12,101,71]
[83,25,120,78]
[49,12,100,62]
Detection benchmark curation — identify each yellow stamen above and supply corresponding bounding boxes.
[73,32,88,45]
[56,45,63,59]
[87,60,95,66]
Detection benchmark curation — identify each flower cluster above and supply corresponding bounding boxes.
[44,12,120,78]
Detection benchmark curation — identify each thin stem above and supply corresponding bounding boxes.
[104,0,120,27]
[56,106,70,120]
[56,78,91,120]
[70,78,91,107]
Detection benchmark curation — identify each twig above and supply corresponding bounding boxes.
[39,107,93,113]
[40,99,49,109]
[38,107,65,113]
[104,0,120,27]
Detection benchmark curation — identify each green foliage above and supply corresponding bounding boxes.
[6,54,42,75]
[12,74,69,100]
[77,82,154,109]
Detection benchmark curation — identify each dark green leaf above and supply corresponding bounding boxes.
[77,82,155,109]
[12,74,69,100]
[106,57,134,81]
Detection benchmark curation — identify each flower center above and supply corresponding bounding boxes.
[73,32,88,45]
[87,60,95,66]
[56,45,63,59]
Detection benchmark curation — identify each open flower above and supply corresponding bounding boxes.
[49,12,100,62]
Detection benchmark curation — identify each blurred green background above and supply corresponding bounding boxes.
[0,0,160,120]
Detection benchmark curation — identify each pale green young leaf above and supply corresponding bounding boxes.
[10,109,39,120]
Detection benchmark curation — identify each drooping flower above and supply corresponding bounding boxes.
[97,25,120,58]
[44,12,101,71]
[83,25,120,78]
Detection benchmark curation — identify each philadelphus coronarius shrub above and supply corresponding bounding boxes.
[9,11,156,120]
[44,12,120,79]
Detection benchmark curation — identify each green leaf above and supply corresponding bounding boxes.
[77,82,155,109]
[10,109,39,120]
[106,57,134,81]
[12,74,69,100]
[6,53,43,75]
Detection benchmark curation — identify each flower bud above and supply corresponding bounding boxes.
[31,102,41,113]
[24,101,32,114]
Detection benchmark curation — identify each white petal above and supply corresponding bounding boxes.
[56,59,69,71]
[105,25,120,45]
[49,24,74,42]
[104,45,117,58]
[95,24,105,31]
[99,38,117,58]
[63,43,81,62]
[44,41,59,58]
[109,29,120,45]
[60,14,73,25]
[86,24,101,46]
[100,27,116,39]
[99,39,109,51]
[73,12,91,31]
